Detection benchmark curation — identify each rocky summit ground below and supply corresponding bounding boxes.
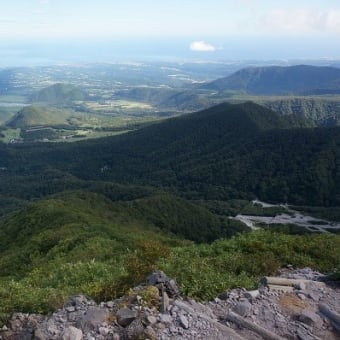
[1,268,339,340]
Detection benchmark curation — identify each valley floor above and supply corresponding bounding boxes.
[233,201,340,233]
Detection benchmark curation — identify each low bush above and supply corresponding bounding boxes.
[0,227,338,324]
[159,230,340,300]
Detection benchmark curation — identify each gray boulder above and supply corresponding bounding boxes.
[77,307,110,331]
[34,327,48,340]
[61,326,83,340]
[116,308,137,327]
[179,315,189,329]
[146,271,180,298]
[298,310,323,328]
[232,298,252,317]
[144,325,157,340]
[158,313,172,325]
[125,318,145,339]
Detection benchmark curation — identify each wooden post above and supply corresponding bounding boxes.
[173,300,246,340]
[261,277,325,287]
[268,284,294,292]
[319,303,340,331]
[227,311,286,340]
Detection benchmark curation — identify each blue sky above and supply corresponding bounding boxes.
[0,0,340,63]
[1,0,340,39]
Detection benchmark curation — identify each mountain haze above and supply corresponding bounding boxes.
[203,65,340,95]
[260,97,340,126]
[31,83,86,105]
[5,105,77,128]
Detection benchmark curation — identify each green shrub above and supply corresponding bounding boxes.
[0,228,338,325]
[159,230,340,300]
[96,239,170,301]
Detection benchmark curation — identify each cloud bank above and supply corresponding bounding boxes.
[263,8,340,34]
[190,41,216,52]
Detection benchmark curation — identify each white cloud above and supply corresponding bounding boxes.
[190,41,216,52]
[262,8,340,34]
[324,9,340,33]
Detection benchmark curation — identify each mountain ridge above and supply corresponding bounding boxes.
[5,105,76,129]
[1,101,339,206]
[203,65,340,95]
[31,83,86,105]
[0,99,339,333]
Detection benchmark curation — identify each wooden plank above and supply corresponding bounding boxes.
[268,284,294,293]
[174,300,246,340]
[261,277,325,288]
[227,311,287,340]
[319,303,340,331]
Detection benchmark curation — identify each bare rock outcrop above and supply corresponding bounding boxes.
[0,268,339,340]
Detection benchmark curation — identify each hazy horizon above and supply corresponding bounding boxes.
[1,36,340,68]
[1,0,340,67]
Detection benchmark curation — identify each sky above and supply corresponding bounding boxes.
[0,0,340,64]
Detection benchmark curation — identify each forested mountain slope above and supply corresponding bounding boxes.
[260,97,340,126]
[6,105,76,128]
[203,65,340,95]
[0,101,339,326]
[31,83,86,105]
[1,102,339,206]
